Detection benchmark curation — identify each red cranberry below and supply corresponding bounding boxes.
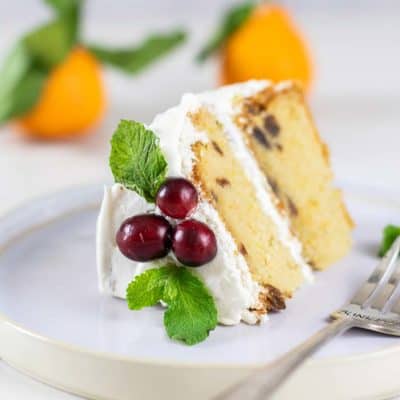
[156,178,198,219]
[172,219,217,267]
[116,214,172,262]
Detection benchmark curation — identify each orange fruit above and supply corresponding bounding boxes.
[18,47,106,139]
[220,5,313,91]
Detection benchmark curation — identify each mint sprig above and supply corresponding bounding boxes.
[379,225,400,257]
[196,1,255,62]
[109,120,167,202]
[127,265,218,345]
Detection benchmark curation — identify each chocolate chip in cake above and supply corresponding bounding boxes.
[287,196,298,217]
[267,176,279,196]
[211,140,224,156]
[264,115,280,136]
[252,127,271,149]
[275,143,283,152]
[239,243,248,256]
[216,177,231,187]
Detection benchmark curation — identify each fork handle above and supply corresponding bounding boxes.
[215,318,353,400]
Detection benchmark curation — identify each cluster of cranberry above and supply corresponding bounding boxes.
[116,178,217,267]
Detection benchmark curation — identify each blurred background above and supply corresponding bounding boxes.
[0,1,399,399]
[0,0,399,212]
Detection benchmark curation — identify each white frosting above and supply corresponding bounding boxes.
[96,80,313,326]
[97,184,260,325]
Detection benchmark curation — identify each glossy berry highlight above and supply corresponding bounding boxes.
[172,219,217,267]
[156,178,198,219]
[116,214,172,262]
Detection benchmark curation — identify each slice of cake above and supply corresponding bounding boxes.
[233,83,353,269]
[97,80,352,344]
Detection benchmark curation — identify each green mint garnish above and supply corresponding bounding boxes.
[379,225,400,257]
[196,1,255,62]
[109,120,167,202]
[127,265,218,345]
[87,31,186,75]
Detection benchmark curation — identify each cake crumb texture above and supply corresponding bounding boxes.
[235,84,353,269]
[189,107,305,299]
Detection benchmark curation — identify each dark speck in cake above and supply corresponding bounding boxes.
[260,284,286,312]
[264,115,280,136]
[275,143,283,152]
[211,191,218,203]
[211,140,224,156]
[239,243,248,256]
[267,176,279,196]
[252,127,271,149]
[216,177,231,187]
[287,196,298,217]
[245,102,265,115]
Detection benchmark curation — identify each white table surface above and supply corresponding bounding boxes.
[0,2,399,399]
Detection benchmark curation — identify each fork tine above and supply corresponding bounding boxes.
[351,237,400,308]
[370,258,400,311]
[391,295,400,315]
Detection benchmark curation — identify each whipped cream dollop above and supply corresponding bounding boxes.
[97,184,260,325]
[96,80,312,326]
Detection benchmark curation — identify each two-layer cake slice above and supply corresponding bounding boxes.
[97,80,352,328]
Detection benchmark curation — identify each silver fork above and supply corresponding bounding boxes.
[215,236,400,400]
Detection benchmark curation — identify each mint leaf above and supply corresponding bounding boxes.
[109,120,167,202]
[127,267,170,309]
[126,265,218,345]
[162,268,218,345]
[196,1,255,62]
[379,225,400,257]
[87,30,186,74]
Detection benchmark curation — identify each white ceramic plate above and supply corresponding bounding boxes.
[0,184,399,400]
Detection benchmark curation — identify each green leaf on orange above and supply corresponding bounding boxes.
[196,1,255,62]
[44,0,83,43]
[0,44,47,123]
[87,30,186,74]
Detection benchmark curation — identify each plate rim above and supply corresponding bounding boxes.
[2,307,400,369]
[0,183,399,369]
